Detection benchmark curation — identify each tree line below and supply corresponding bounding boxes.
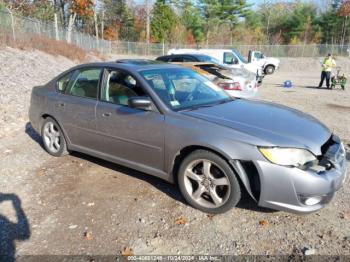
[1,0,350,45]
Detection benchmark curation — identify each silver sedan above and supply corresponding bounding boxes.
[29,62,347,214]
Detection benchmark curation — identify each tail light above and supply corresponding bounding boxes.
[218,82,242,91]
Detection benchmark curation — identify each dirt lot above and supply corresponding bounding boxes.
[0,47,350,257]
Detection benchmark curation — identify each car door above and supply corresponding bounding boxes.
[223,52,241,68]
[54,67,102,149]
[95,68,165,171]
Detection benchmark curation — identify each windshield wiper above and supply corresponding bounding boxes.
[180,99,233,112]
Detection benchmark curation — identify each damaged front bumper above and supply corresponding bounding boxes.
[255,137,347,214]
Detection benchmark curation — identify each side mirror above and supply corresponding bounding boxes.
[232,58,239,64]
[128,97,153,111]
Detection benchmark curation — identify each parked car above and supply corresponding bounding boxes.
[181,62,258,99]
[29,62,347,214]
[156,54,222,64]
[155,55,258,98]
[168,48,265,80]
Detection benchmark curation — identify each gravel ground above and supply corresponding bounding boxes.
[0,48,350,257]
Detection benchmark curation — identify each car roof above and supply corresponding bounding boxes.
[158,54,211,58]
[66,61,185,72]
[116,59,166,65]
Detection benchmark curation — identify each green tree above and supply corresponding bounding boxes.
[102,0,137,40]
[198,0,221,44]
[181,0,204,44]
[319,9,343,44]
[151,0,178,43]
[218,0,251,44]
[281,3,319,43]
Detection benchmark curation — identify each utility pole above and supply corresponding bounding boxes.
[146,0,150,44]
[101,10,105,40]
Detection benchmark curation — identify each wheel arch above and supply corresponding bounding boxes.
[40,114,71,146]
[265,63,276,68]
[264,64,276,74]
[171,144,260,202]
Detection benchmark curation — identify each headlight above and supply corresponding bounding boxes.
[259,147,316,167]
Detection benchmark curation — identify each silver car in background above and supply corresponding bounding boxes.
[29,62,347,214]
[155,54,259,99]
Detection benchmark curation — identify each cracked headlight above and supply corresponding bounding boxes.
[259,147,317,167]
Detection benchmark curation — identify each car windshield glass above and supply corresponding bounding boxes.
[140,68,232,111]
[232,49,247,64]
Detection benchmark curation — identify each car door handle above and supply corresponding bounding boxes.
[57,102,65,108]
[102,112,111,117]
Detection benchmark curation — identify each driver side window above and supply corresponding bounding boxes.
[101,69,146,106]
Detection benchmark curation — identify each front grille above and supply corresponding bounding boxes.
[317,135,344,171]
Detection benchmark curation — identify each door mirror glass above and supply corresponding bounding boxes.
[128,97,153,111]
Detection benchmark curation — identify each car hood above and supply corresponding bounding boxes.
[182,99,331,156]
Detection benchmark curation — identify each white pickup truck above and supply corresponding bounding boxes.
[168,48,280,77]
[248,50,280,75]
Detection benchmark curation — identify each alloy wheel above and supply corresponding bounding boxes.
[183,159,231,209]
[43,121,61,153]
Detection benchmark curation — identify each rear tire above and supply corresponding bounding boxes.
[177,150,241,214]
[264,65,275,75]
[41,117,69,157]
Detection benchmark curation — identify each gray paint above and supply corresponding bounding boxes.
[29,62,347,214]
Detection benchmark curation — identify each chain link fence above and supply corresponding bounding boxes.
[107,42,350,57]
[1,9,350,58]
[0,9,112,53]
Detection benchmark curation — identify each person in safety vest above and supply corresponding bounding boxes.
[318,53,336,89]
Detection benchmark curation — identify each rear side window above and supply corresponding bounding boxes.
[157,56,170,62]
[170,57,184,62]
[183,56,196,62]
[68,68,102,99]
[57,72,73,93]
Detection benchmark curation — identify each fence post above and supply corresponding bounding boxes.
[54,13,59,41]
[6,8,16,41]
[162,40,165,55]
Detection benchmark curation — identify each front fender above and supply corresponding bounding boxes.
[164,113,267,176]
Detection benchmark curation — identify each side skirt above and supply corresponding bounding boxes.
[69,144,174,183]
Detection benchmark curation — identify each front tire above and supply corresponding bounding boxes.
[41,117,69,157]
[178,150,241,214]
[264,65,275,75]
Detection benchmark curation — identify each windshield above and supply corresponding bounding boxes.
[232,49,247,64]
[141,68,232,111]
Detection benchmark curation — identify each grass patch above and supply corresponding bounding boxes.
[0,29,88,62]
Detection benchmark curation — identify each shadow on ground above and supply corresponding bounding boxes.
[25,122,42,146]
[25,122,275,214]
[0,194,30,262]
